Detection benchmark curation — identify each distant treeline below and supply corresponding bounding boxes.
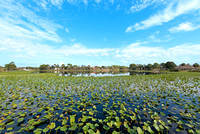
[39,64,129,71]
[1,61,199,71]
[130,61,199,70]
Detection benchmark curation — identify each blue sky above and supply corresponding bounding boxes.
[0,0,200,67]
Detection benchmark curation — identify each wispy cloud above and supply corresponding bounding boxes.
[0,0,115,60]
[0,0,62,65]
[0,0,116,66]
[1,0,200,66]
[0,0,62,42]
[126,0,200,32]
[147,34,172,42]
[50,0,64,8]
[128,0,165,13]
[34,0,64,9]
[169,22,200,33]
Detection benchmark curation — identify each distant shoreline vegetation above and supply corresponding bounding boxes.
[0,61,200,72]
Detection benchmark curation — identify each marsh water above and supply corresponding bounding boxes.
[39,71,165,77]
[0,72,199,134]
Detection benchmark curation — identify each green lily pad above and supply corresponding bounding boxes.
[49,122,56,129]
[43,127,49,133]
[137,127,144,134]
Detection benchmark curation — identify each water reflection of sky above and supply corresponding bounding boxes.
[56,71,164,77]
[63,72,130,77]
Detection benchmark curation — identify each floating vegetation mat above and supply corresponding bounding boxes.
[0,72,200,134]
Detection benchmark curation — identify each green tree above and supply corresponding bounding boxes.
[120,66,128,70]
[54,64,60,68]
[67,63,72,70]
[137,64,144,70]
[50,65,55,70]
[129,64,137,70]
[146,64,153,70]
[165,61,176,69]
[101,66,107,69]
[5,61,17,71]
[193,63,199,67]
[61,64,65,70]
[39,64,49,70]
[153,63,160,69]
[87,65,91,70]
[73,65,78,70]
[180,63,186,66]
[160,63,166,69]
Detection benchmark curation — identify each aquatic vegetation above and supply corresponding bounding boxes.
[0,72,200,133]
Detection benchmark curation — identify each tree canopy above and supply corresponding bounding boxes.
[5,61,17,71]
[129,64,137,70]
[129,61,177,70]
[165,61,176,69]
[180,63,186,66]
[39,64,50,70]
[193,63,199,67]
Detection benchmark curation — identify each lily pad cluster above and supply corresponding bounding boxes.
[0,72,200,134]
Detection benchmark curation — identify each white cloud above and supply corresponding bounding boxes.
[0,0,62,42]
[0,0,63,63]
[0,0,116,65]
[129,0,165,13]
[50,0,64,8]
[147,34,172,42]
[126,0,200,32]
[148,35,161,42]
[58,44,115,56]
[34,0,117,9]
[2,36,200,65]
[1,33,200,65]
[115,42,162,61]
[1,0,200,66]
[59,61,65,66]
[34,0,64,9]
[115,42,200,64]
[0,37,115,59]
[169,22,200,33]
